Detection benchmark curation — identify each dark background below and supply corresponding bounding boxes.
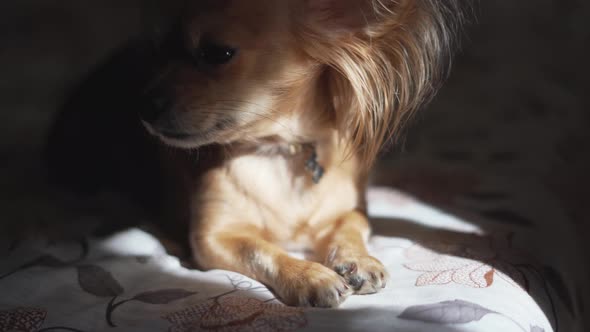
[0,0,589,327]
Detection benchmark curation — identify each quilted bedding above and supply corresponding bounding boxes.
[0,179,585,331]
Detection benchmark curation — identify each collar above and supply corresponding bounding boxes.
[229,139,324,184]
[271,142,324,184]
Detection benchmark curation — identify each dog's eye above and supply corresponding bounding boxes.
[196,40,236,66]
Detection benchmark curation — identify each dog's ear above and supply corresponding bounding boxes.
[302,0,465,168]
[305,0,380,34]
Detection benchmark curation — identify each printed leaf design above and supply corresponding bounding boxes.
[543,266,575,316]
[0,256,64,280]
[133,289,197,304]
[0,307,46,332]
[484,269,495,286]
[200,297,263,329]
[399,300,496,324]
[163,296,306,332]
[404,244,497,288]
[1,239,90,280]
[77,265,124,297]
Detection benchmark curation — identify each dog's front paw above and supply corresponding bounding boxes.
[328,252,389,295]
[277,261,352,308]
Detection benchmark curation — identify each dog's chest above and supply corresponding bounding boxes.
[228,154,313,213]
[225,153,359,242]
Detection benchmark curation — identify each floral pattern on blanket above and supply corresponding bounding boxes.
[1,189,581,332]
[0,307,87,332]
[164,296,306,332]
[399,300,546,332]
[1,307,47,332]
[399,236,575,331]
[404,242,525,289]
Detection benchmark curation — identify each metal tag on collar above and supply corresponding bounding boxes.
[288,143,303,156]
[305,151,324,184]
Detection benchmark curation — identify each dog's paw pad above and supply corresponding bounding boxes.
[331,255,388,295]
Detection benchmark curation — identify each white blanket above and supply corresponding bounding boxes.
[1,186,583,332]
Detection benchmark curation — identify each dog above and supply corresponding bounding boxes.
[46,0,463,307]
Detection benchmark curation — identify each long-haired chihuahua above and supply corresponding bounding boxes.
[46,0,464,307]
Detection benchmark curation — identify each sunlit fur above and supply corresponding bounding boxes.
[144,0,465,170]
[75,0,465,308]
[298,0,465,167]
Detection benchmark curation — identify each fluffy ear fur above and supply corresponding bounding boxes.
[301,0,466,167]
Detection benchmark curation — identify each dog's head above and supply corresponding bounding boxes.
[141,0,463,166]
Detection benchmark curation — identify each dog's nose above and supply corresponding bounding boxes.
[140,94,173,124]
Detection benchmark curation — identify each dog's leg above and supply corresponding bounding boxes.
[191,229,352,307]
[316,210,389,294]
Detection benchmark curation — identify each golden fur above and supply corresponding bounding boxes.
[48,0,463,308]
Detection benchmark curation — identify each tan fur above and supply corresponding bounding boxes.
[138,0,463,307]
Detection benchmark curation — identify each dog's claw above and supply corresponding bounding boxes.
[329,254,389,295]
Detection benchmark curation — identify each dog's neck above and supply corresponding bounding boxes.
[215,69,334,184]
[222,72,334,184]
[225,137,325,184]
